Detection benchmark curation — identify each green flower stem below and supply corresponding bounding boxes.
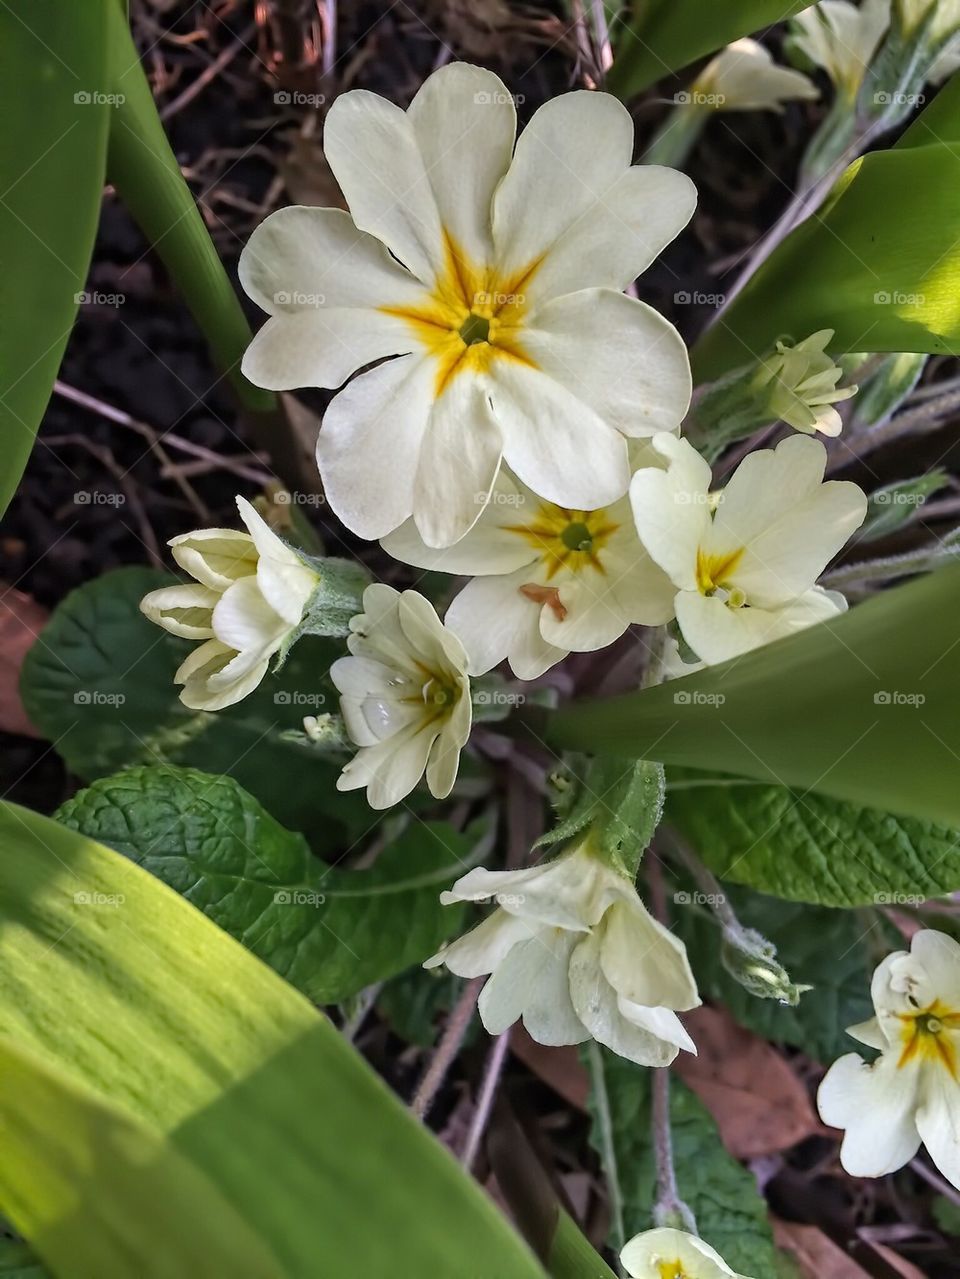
[642,99,709,168]
[586,1042,626,1267]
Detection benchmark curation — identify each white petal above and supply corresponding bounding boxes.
[317,355,434,540]
[817,1051,922,1176]
[235,496,317,626]
[916,1062,960,1190]
[407,63,516,265]
[568,931,681,1067]
[211,577,288,656]
[629,433,712,592]
[412,374,503,549]
[337,719,438,809]
[140,583,217,639]
[599,899,700,1011]
[675,587,844,665]
[618,1002,697,1055]
[424,909,538,977]
[442,848,607,932]
[446,568,566,679]
[621,1228,740,1279]
[169,528,258,590]
[477,930,588,1044]
[492,361,630,509]
[847,1017,888,1051]
[322,89,443,285]
[697,38,818,112]
[175,639,270,712]
[242,308,415,392]
[519,290,691,438]
[908,930,960,1009]
[492,92,696,305]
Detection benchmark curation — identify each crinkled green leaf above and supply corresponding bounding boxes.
[55,765,473,1004]
[20,567,368,838]
[587,1051,778,1278]
[666,771,960,906]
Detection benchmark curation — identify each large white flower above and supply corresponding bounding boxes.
[818,928,960,1188]
[238,63,695,549]
[425,838,700,1067]
[791,1,891,101]
[382,456,675,680]
[140,496,319,711]
[621,1228,753,1279]
[331,584,471,810]
[692,38,819,112]
[629,433,867,665]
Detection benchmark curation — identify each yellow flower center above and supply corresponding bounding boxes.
[380,230,541,397]
[657,1262,688,1279]
[502,503,621,581]
[695,546,745,598]
[897,999,960,1078]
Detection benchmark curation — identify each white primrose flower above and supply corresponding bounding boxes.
[754,329,858,437]
[330,584,471,810]
[898,0,960,44]
[621,1228,753,1279]
[238,62,695,549]
[425,838,700,1067]
[140,496,320,711]
[691,38,819,112]
[818,928,960,1188]
[629,433,867,665]
[382,454,676,681]
[791,1,891,101]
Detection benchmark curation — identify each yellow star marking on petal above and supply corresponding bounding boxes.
[897,999,960,1078]
[502,503,621,580]
[695,545,745,595]
[657,1262,687,1279]
[380,230,542,397]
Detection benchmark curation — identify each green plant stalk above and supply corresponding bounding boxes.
[106,8,272,413]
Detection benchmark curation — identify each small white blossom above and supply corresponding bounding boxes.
[331,584,471,810]
[754,329,857,437]
[621,1228,753,1279]
[898,0,960,44]
[691,38,818,112]
[426,838,700,1067]
[629,433,867,665]
[382,453,675,680]
[239,62,694,549]
[140,496,319,711]
[791,1,891,101]
[818,928,960,1188]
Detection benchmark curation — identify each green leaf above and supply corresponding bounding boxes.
[857,470,949,543]
[0,1238,46,1278]
[692,75,960,380]
[0,0,111,517]
[0,800,545,1278]
[536,562,960,826]
[666,771,960,906]
[587,1051,778,1278]
[672,886,881,1061]
[0,1038,285,1279]
[54,764,474,1003]
[607,0,813,99]
[19,566,369,837]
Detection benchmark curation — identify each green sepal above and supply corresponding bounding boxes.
[719,924,813,1007]
[275,556,370,668]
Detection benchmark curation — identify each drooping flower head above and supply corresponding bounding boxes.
[691,38,819,112]
[331,584,472,810]
[630,434,867,665]
[621,1228,754,1279]
[140,496,321,710]
[383,452,675,680]
[426,837,700,1067]
[790,1,891,102]
[239,63,695,549]
[818,928,960,1188]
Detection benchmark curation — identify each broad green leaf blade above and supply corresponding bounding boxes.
[607,0,812,99]
[538,563,960,826]
[587,1051,778,1277]
[55,765,473,1003]
[0,0,111,517]
[671,885,880,1062]
[0,1239,45,1278]
[0,802,545,1278]
[667,770,960,907]
[0,1038,284,1279]
[19,567,369,837]
[692,75,960,380]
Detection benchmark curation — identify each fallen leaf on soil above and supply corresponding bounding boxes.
[773,1219,872,1278]
[674,1005,823,1158]
[0,584,47,736]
